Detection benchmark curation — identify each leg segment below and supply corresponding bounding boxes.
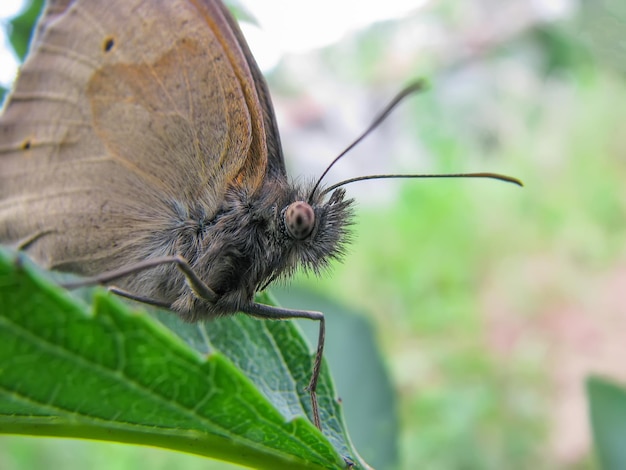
[60,255,217,302]
[244,302,325,430]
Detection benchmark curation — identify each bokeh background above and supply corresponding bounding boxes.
[2,0,625,468]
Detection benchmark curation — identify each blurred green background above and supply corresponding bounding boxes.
[2,0,626,468]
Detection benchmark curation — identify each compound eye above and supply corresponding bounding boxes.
[284,201,315,240]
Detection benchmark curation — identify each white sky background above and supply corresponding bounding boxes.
[0,0,25,86]
[0,0,573,89]
[0,0,425,88]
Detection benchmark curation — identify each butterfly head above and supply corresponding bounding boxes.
[275,185,354,280]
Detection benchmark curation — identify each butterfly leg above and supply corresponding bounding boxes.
[15,230,55,251]
[107,286,172,309]
[60,258,327,428]
[243,302,325,430]
[61,255,217,302]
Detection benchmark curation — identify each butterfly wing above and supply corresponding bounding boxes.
[212,0,287,178]
[0,0,271,274]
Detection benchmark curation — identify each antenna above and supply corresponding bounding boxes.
[320,172,523,196]
[308,80,428,202]
[307,79,523,201]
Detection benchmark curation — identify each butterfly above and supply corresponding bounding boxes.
[0,0,521,431]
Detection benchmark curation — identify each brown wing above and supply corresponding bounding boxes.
[210,0,287,178]
[0,0,269,274]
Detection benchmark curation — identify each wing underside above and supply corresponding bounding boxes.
[0,0,269,274]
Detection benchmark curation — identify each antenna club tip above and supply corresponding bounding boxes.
[507,177,524,187]
[407,78,429,93]
[480,173,523,187]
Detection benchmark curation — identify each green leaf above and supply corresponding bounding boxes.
[587,376,626,469]
[8,0,44,61]
[274,287,399,469]
[223,0,260,26]
[0,247,366,469]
